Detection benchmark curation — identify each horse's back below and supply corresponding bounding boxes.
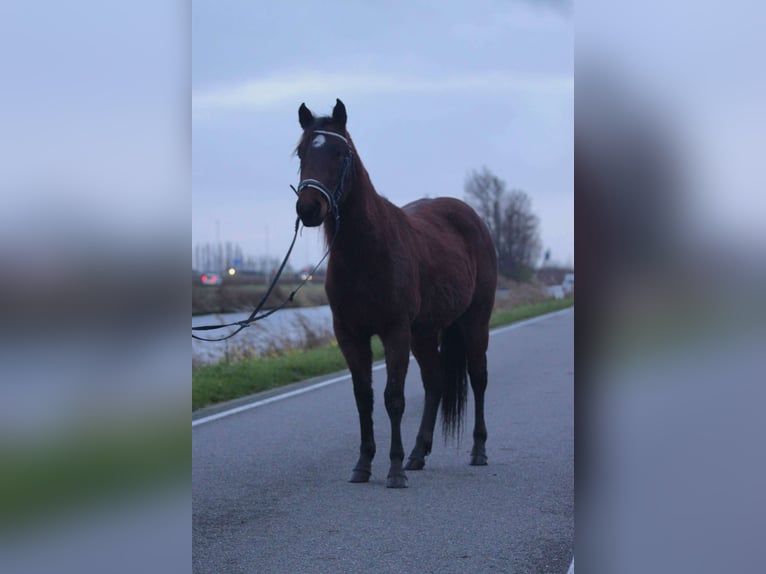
[403,196,486,231]
[402,196,497,325]
[403,197,496,266]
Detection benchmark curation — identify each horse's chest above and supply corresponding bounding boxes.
[326,270,415,327]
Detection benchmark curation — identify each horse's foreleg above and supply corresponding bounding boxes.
[381,325,411,488]
[405,332,442,471]
[337,331,375,483]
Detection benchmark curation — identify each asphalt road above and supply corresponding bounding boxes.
[193,308,573,574]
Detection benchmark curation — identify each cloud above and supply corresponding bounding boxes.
[192,71,573,115]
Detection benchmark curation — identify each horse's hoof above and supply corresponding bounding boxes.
[404,457,425,471]
[349,469,371,483]
[386,474,408,489]
[470,454,488,466]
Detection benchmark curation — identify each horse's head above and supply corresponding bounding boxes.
[294,99,353,227]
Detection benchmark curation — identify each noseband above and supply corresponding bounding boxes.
[292,130,354,222]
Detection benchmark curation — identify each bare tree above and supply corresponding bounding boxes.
[463,167,505,248]
[194,241,261,272]
[501,189,542,279]
[464,167,542,280]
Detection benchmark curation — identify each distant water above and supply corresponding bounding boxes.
[192,305,334,365]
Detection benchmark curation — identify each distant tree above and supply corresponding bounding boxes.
[193,241,266,273]
[464,167,542,281]
[463,167,505,246]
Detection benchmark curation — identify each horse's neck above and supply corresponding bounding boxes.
[324,169,396,256]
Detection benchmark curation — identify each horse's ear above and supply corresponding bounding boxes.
[299,103,314,130]
[332,98,347,130]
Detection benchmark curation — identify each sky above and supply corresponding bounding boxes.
[192,0,574,270]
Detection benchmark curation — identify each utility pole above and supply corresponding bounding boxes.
[215,220,221,271]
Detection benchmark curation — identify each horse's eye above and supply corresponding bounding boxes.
[312,134,326,148]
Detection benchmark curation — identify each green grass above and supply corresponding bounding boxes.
[193,338,385,410]
[489,297,574,328]
[193,298,573,411]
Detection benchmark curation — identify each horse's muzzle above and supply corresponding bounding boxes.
[296,195,327,227]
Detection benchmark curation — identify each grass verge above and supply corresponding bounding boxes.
[193,298,573,411]
[489,297,574,328]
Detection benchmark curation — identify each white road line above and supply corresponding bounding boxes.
[192,306,573,428]
[567,556,574,574]
[192,363,387,427]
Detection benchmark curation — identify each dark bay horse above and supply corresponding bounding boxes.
[294,99,497,488]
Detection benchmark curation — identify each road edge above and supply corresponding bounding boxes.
[192,306,573,428]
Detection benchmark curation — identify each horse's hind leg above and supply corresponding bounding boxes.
[462,318,491,466]
[404,331,442,471]
[467,351,489,466]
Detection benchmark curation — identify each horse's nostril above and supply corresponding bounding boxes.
[297,198,324,225]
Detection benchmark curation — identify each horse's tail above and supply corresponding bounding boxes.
[440,322,468,441]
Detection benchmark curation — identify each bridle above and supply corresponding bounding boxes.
[192,129,353,342]
[291,129,354,224]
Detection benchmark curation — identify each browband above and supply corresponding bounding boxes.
[312,130,349,145]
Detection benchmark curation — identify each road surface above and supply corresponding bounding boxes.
[193,308,573,573]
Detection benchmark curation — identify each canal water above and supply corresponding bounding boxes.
[192,305,334,365]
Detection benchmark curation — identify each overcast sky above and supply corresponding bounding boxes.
[192,0,573,269]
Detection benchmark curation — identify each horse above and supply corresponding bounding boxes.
[294,99,498,488]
